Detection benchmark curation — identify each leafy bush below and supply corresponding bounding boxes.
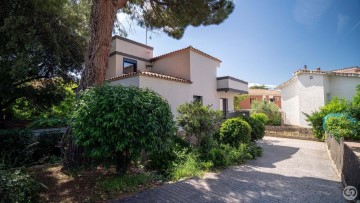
[251,101,281,126]
[0,170,41,203]
[170,152,204,180]
[209,144,252,168]
[239,115,265,141]
[29,117,68,128]
[304,97,348,140]
[219,118,251,147]
[0,130,35,169]
[251,113,268,125]
[247,142,263,158]
[325,115,359,142]
[177,101,223,146]
[71,85,176,174]
[100,173,153,194]
[348,85,360,120]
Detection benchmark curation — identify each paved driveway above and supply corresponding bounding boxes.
[115,137,345,203]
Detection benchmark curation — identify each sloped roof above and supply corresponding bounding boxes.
[249,89,281,96]
[106,71,192,84]
[150,46,222,63]
[276,67,360,90]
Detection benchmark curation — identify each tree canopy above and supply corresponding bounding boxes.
[80,0,235,88]
[249,85,269,90]
[0,0,88,119]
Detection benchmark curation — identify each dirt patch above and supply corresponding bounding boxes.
[27,164,162,202]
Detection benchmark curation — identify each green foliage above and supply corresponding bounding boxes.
[220,118,251,147]
[251,101,281,126]
[239,115,265,141]
[177,101,223,146]
[123,0,235,39]
[169,152,204,180]
[249,85,269,89]
[348,85,360,120]
[71,85,176,174]
[0,0,86,119]
[304,97,348,140]
[28,117,68,129]
[0,130,35,169]
[234,94,248,110]
[247,142,263,158]
[0,130,63,169]
[251,113,269,125]
[100,173,153,194]
[209,144,253,168]
[326,115,359,142]
[0,169,41,203]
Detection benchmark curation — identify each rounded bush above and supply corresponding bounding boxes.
[240,115,265,141]
[219,118,251,147]
[71,85,176,174]
[251,113,268,125]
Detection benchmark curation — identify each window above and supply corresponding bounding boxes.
[123,58,137,74]
[275,97,280,101]
[269,98,274,102]
[193,95,202,104]
[250,98,256,104]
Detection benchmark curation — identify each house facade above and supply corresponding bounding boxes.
[105,36,248,116]
[239,89,281,110]
[276,66,360,128]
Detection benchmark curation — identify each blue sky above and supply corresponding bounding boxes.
[119,0,360,86]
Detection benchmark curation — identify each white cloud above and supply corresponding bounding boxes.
[337,14,350,34]
[293,0,331,28]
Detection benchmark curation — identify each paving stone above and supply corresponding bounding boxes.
[114,137,346,203]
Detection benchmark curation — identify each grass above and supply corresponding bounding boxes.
[170,152,205,181]
[99,173,154,193]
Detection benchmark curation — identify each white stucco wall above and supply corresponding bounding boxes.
[328,75,360,101]
[114,38,153,60]
[189,50,220,110]
[152,51,191,80]
[217,92,238,112]
[281,79,300,126]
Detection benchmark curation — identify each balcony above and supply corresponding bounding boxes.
[217,76,248,94]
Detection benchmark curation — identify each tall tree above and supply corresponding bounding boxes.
[249,85,269,90]
[80,0,235,89]
[0,0,88,120]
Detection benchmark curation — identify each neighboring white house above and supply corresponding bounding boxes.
[276,66,360,128]
[105,36,248,117]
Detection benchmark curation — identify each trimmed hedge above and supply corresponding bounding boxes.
[220,118,251,147]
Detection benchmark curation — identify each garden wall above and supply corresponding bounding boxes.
[325,133,360,190]
[265,125,315,140]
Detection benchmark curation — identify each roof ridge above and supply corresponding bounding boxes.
[150,46,221,62]
[106,71,192,84]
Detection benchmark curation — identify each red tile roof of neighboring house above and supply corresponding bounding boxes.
[105,71,192,84]
[248,89,281,96]
[150,46,222,63]
[276,67,360,89]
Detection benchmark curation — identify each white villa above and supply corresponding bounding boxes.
[105,36,248,116]
[276,66,360,128]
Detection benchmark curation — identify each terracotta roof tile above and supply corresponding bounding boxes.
[249,89,281,96]
[150,46,222,63]
[106,71,192,84]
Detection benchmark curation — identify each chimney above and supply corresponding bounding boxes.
[316,67,321,71]
[304,65,307,70]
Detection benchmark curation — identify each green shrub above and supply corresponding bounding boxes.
[304,97,348,140]
[71,85,176,174]
[0,130,35,169]
[219,118,251,147]
[170,152,203,180]
[0,170,41,203]
[177,101,223,146]
[251,113,268,125]
[251,101,281,126]
[348,85,360,120]
[326,115,359,142]
[209,144,253,168]
[239,115,265,141]
[247,142,263,158]
[99,173,153,194]
[29,117,68,128]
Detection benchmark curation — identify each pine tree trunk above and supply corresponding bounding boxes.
[62,0,128,169]
[79,0,128,90]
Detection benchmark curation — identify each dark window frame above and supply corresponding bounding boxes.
[123,58,137,74]
[193,95,203,104]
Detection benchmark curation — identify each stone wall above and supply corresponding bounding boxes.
[265,125,315,140]
[325,133,360,191]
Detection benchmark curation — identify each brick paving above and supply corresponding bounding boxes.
[114,137,345,203]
